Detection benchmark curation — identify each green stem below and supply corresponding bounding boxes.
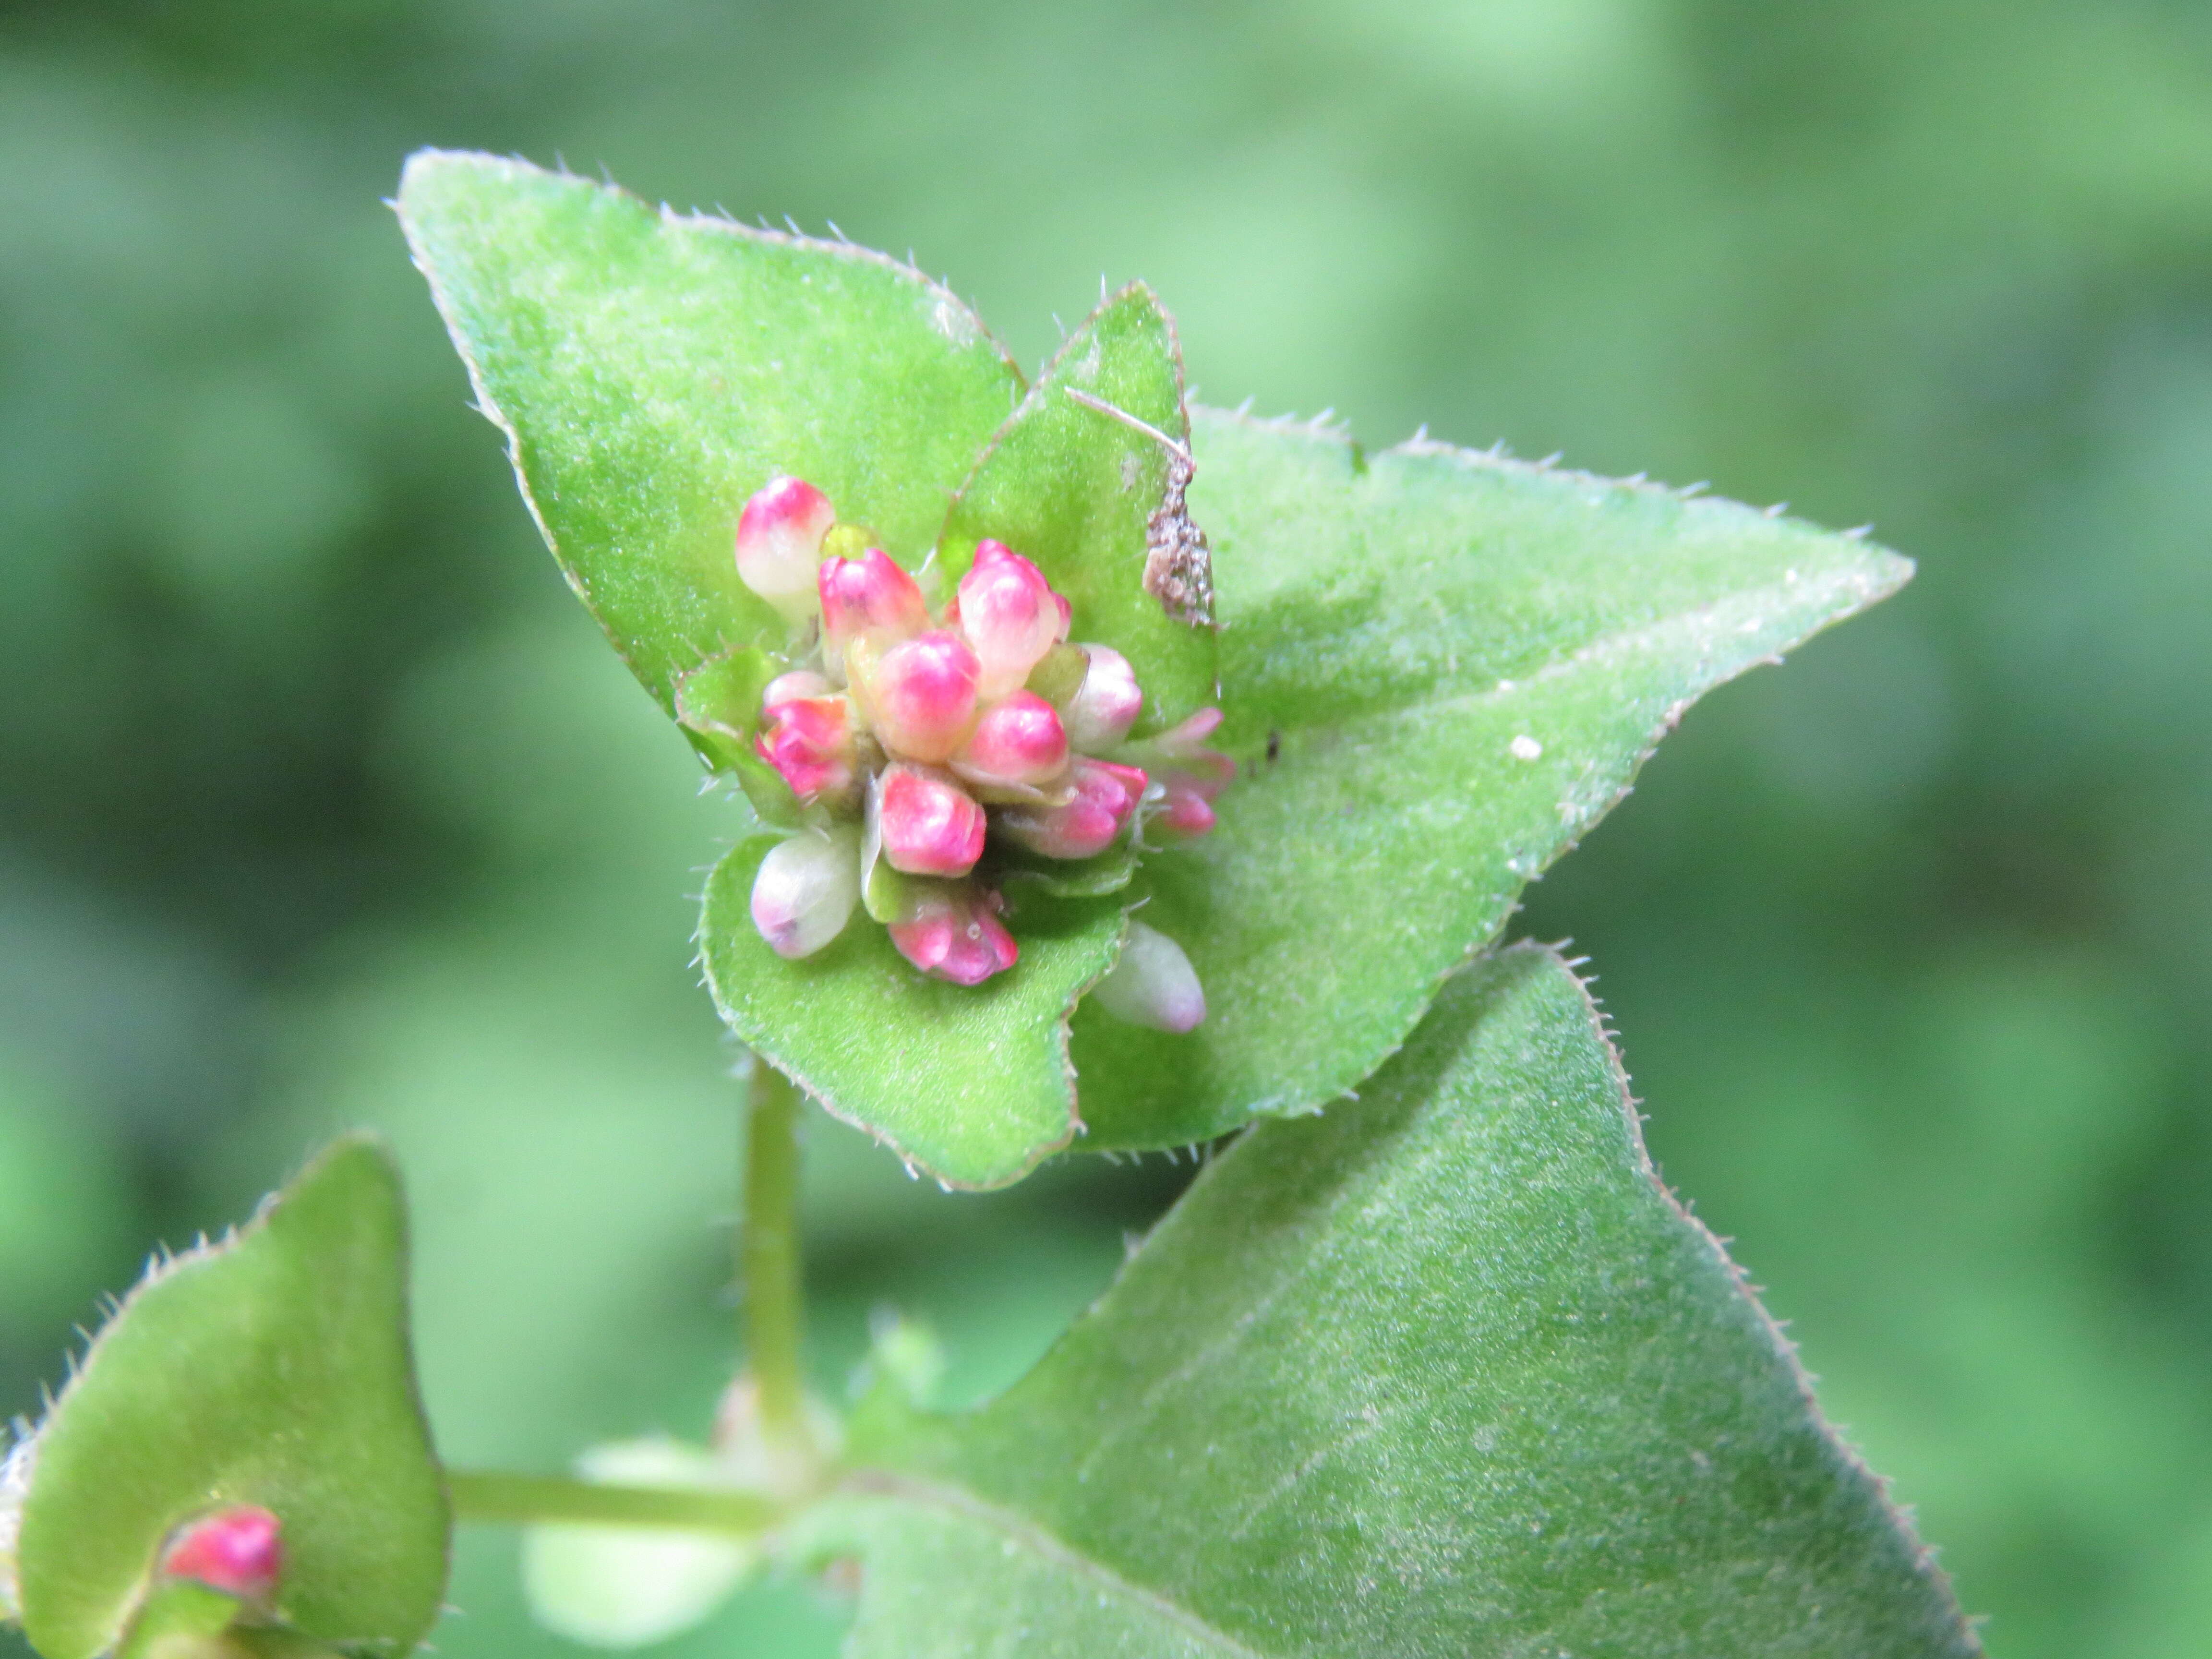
[445,1469,781,1534]
[743,1057,811,1456]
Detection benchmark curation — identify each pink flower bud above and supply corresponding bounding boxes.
[750,828,861,958]
[954,541,1071,700]
[953,692,1069,791]
[1154,705,1225,757]
[1062,644,1144,750]
[1172,748,1238,800]
[1151,780,1217,841]
[1143,711,1234,842]
[888,882,1019,985]
[996,758,1148,860]
[819,548,929,661]
[861,630,980,764]
[763,669,832,705]
[735,478,836,621]
[756,693,857,806]
[1091,921,1206,1032]
[878,763,986,877]
[161,1505,283,1604]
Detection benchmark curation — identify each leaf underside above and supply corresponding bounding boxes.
[845,945,1980,1658]
[17,1137,448,1659]
[1072,409,1912,1150]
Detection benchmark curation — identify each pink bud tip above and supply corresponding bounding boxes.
[750,829,861,958]
[954,691,1069,789]
[1168,748,1238,804]
[1091,920,1206,1032]
[756,694,857,805]
[888,884,1019,985]
[161,1505,283,1603]
[1153,781,1218,841]
[736,478,837,621]
[819,548,930,660]
[863,630,981,764]
[956,541,1070,700]
[1155,706,1225,756]
[1063,644,1144,750]
[878,763,986,877]
[997,758,1148,861]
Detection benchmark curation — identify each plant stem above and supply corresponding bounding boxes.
[445,1469,781,1534]
[743,1056,811,1458]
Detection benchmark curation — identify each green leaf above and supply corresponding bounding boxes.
[845,946,1979,1657]
[940,285,1216,731]
[697,838,1127,1187]
[111,1580,239,1659]
[16,1136,447,1659]
[673,647,801,828]
[1073,409,1913,1148]
[395,150,1022,709]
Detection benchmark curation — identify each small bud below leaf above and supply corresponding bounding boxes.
[160,1506,284,1605]
[888,882,1018,985]
[1063,644,1144,749]
[1092,920,1207,1032]
[749,829,862,959]
[524,1438,760,1650]
[955,541,1070,700]
[878,763,986,878]
[862,630,981,764]
[734,478,835,622]
[954,691,1069,791]
[997,758,1147,860]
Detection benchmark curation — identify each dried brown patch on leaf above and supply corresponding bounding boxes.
[1143,447,1214,626]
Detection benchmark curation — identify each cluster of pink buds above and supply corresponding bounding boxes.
[733,477,1230,1024]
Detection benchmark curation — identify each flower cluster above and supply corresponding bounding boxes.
[730,477,1227,1025]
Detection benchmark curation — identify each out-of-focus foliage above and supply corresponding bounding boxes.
[0,3,2206,1656]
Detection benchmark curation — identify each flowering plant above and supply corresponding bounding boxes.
[0,153,1981,1659]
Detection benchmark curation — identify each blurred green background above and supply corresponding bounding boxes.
[2,1,2208,1654]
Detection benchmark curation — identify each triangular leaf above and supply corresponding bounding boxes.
[940,284,1216,731]
[846,946,1978,1656]
[396,151,1023,708]
[16,1137,447,1659]
[1072,409,1912,1148]
[698,838,1127,1187]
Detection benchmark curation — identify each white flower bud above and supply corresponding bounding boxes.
[1063,644,1143,750]
[735,477,836,622]
[748,828,861,959]
[1091,920,1206,1032]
